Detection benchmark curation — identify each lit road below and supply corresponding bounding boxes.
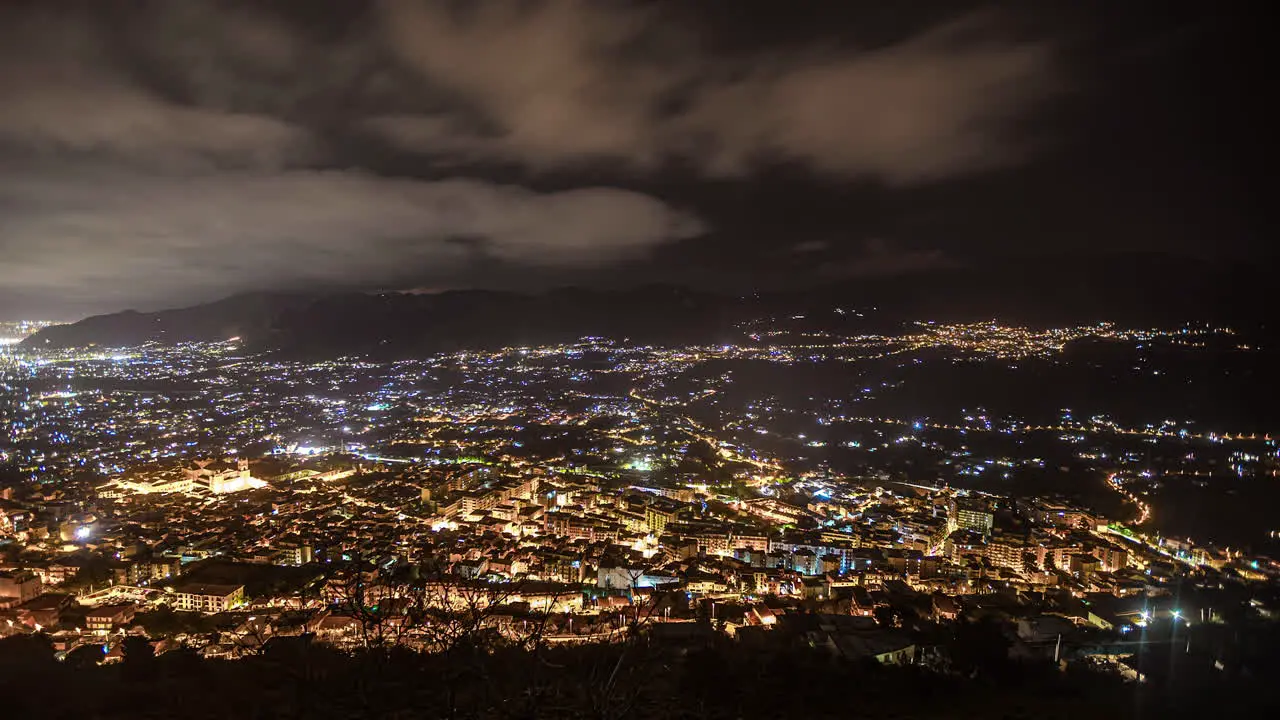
[1106,473,1151,525]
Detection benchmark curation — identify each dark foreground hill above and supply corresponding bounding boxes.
[1,632,1276,719]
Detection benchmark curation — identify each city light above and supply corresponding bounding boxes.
[0,317,1270,677]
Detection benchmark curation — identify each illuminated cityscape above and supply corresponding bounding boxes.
[0,321,59,347]
[0,0,1269,716]
[3,313,1276,690]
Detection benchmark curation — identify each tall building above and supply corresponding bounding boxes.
[277,543,314,566]
[644,503,680,536]
[951,498,994,537]
[985,538,1028,570]
[1068,554,1101,582]
[1090,544,1129,572]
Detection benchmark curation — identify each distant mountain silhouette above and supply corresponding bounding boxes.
[21,293,314,349]
[262,285,743,357]
[22,254,1270,355]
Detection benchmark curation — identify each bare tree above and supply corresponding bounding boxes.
[225,614,274,657]
[330,553,570,656]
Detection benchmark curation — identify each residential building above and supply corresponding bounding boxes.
[0,569,42,608]
[172,582,246,613]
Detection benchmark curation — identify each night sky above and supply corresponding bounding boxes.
[0,0,1264,319]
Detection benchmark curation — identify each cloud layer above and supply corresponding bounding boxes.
[0,166,701,309]
[375,0,1051,182]
[0,0,1055,316]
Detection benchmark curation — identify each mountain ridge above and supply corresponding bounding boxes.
[21,254,1269,356]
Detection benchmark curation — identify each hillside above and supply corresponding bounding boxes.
[21,254,1270,356]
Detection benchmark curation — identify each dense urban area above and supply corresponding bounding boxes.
[2,312,1278,716]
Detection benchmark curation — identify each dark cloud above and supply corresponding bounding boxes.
[0,163,701,311]
[0,2,315,171]
[372,0,1052,182]
[0,0,1062,317]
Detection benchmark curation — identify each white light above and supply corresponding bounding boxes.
[74,525,92,540]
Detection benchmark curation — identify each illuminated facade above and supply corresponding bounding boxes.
[172,583,246,613]
[951,499,994,537]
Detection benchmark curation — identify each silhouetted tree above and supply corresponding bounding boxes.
[65,642,106,669]
[121,635,156,680]
[0,632,56,671]
[949,616,1012,677]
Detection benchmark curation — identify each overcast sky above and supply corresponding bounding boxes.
[0,0,1263,319]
